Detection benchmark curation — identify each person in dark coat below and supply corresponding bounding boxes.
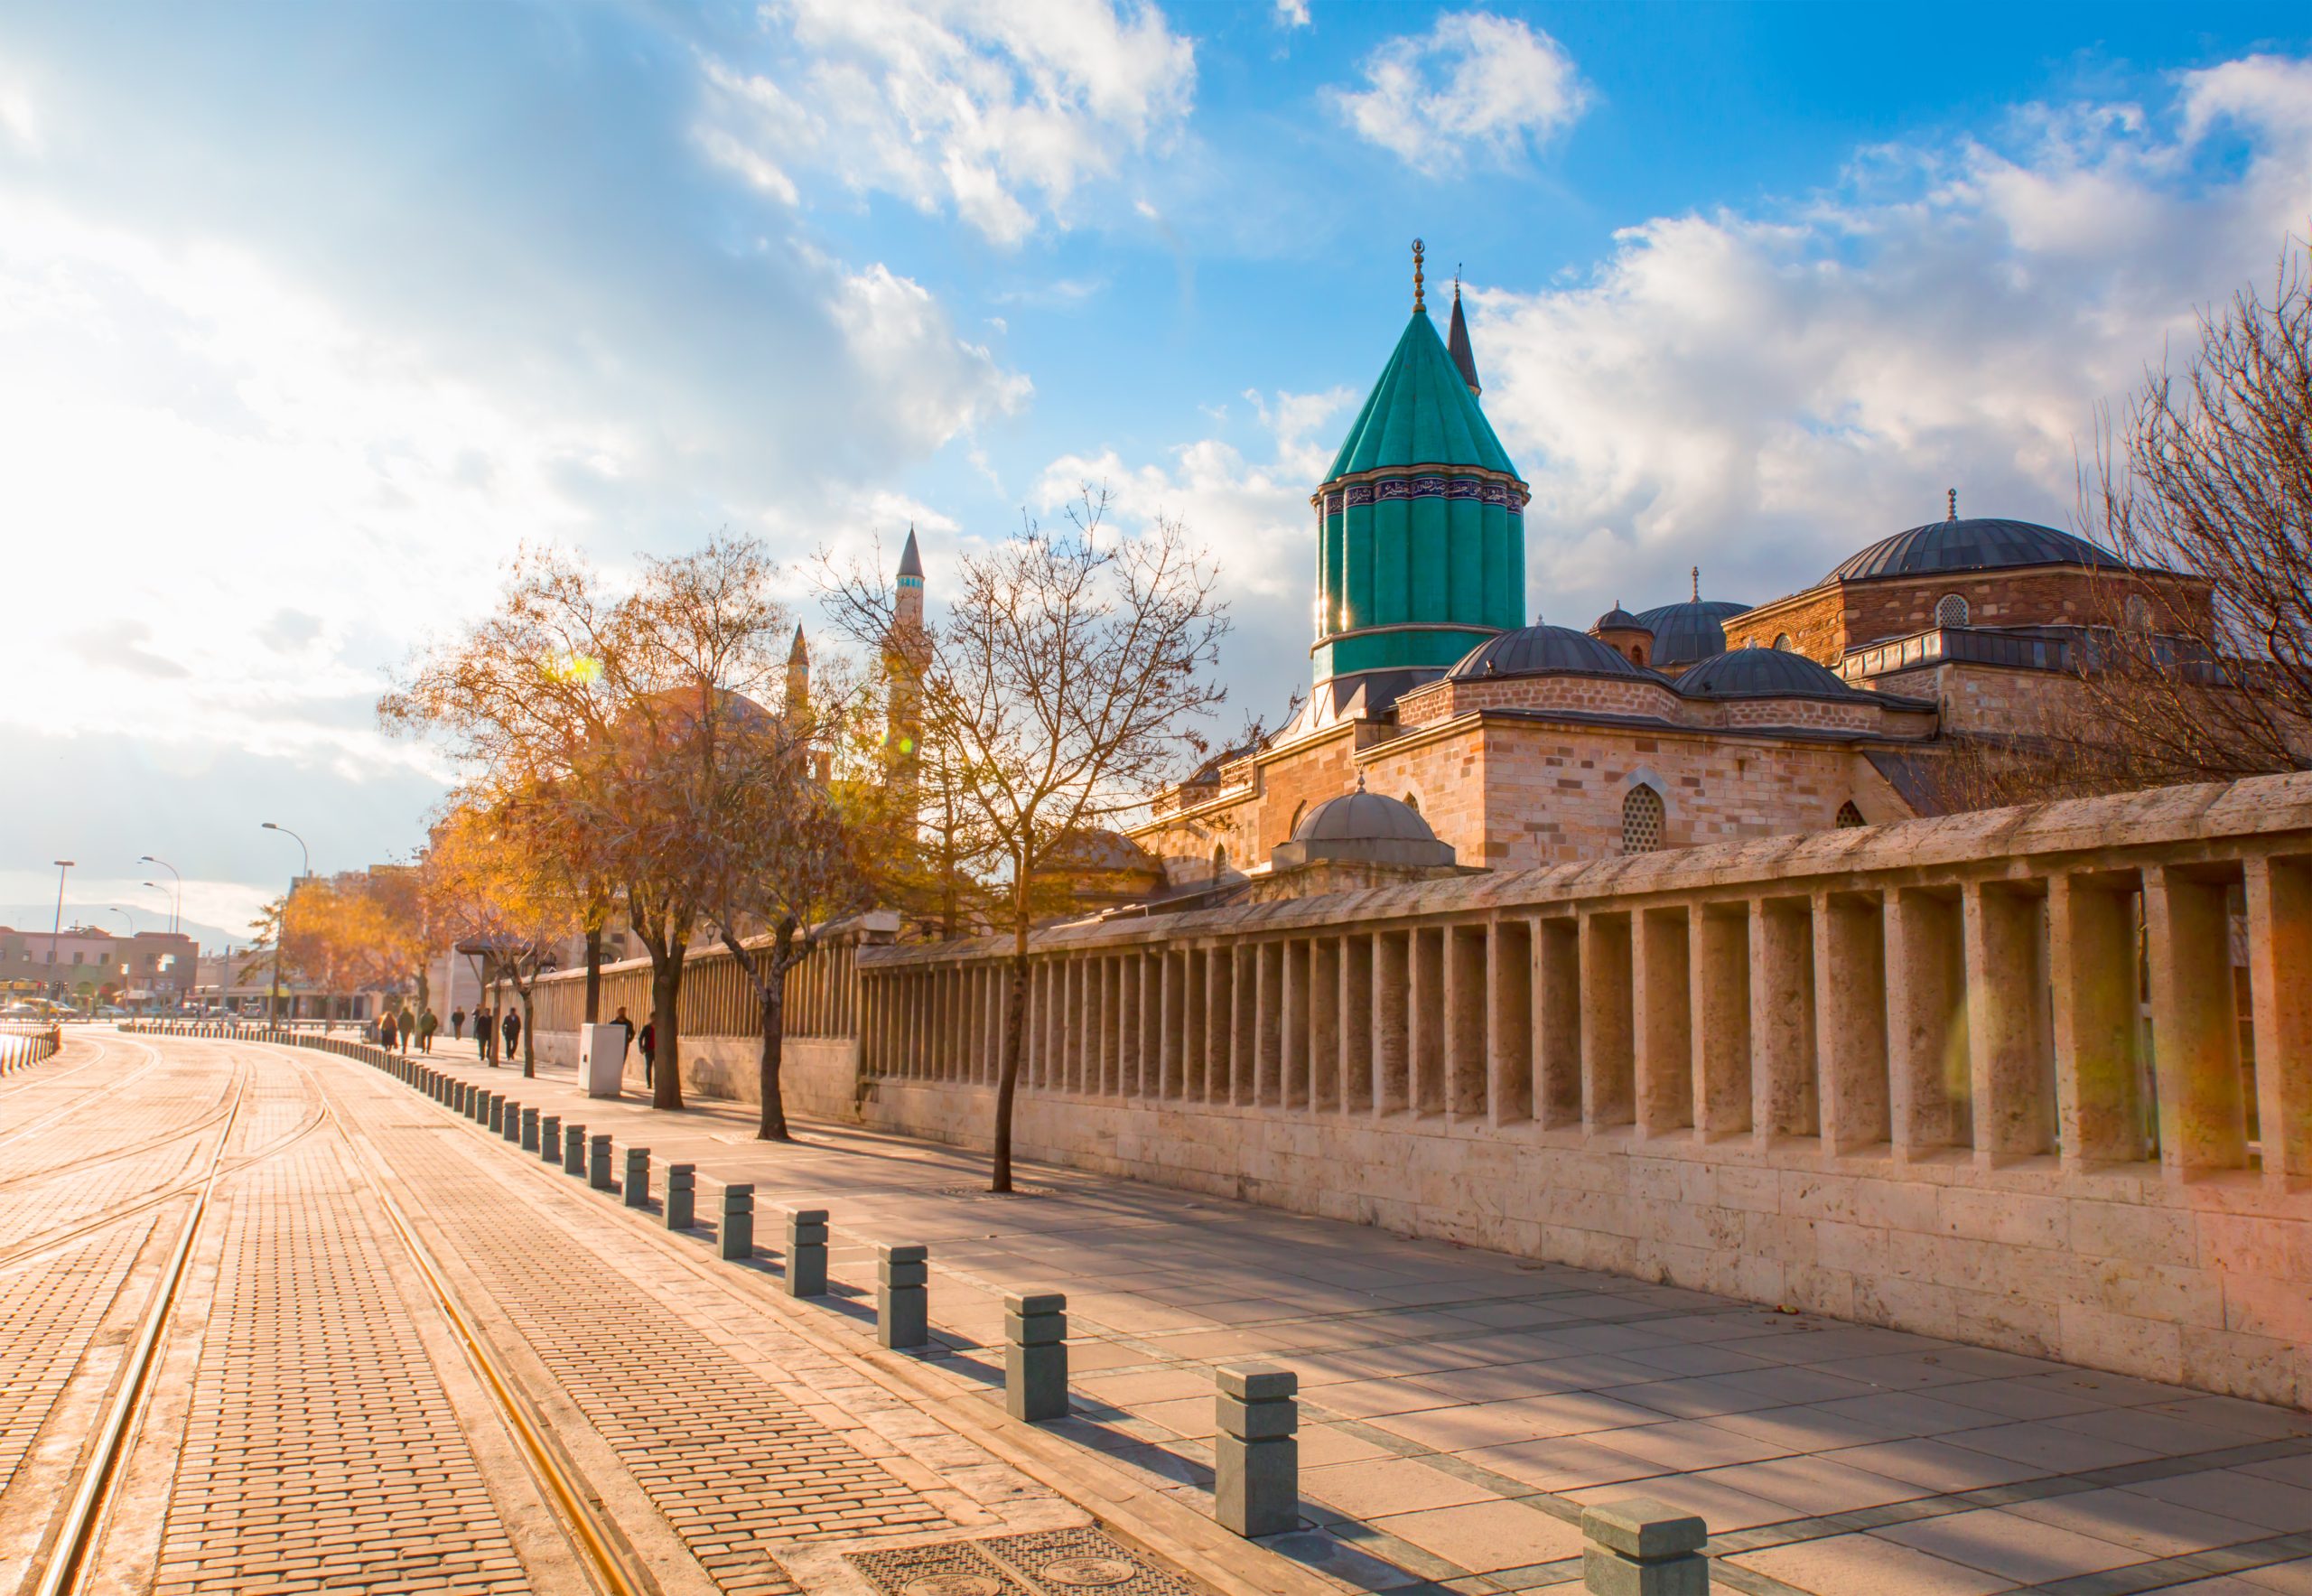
[476,1007,493,1062]
[451,1007,466,1041]
[639,1020,656,1088]
[500,1008,521,1063]
[378,1011,397,1050]
[611,1005,634,1068]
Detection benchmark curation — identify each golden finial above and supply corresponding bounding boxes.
[1412,238,1425,313]
[1692,565,1701,602]
[1947,487,1958,522]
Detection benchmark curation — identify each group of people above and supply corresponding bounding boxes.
[368,997,664,1079]
[455,1004,521,1063]
[374,1004,436,1053]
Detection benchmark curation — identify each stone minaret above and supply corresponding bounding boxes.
[786,623,810,722]
[885,528,927,789]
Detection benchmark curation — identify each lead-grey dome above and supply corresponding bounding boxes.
[1827,518,2121,583]
[1631,598,1748,667]
[1273,789,1457,871]
[1677,645,1863,701]
[1449,624,1646,680]
[1593,604,1645,630]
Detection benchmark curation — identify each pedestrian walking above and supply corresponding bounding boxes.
[418,1008,439,1053]
[451,1006,466,1041]
[500,1007,521,1065]
[476,1007,493,1062]
[611,1005,634,1066]
[378,1011,397,1051]
[397,1006,413,1054]
[639,1020,656,1089]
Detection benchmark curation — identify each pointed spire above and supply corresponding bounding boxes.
[1692,565,1701,602]
[1412,238,1426,314]
[1947,488,1958,523]
[788,623,808,665]
[897,525,923,580]
[1446,269,1481,397]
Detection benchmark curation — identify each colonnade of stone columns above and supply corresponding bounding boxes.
[529,926,873,1040]
[860,853,2312,1188]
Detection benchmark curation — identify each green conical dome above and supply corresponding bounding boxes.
[1326,310,1518,479]
[1307,297,1530,707]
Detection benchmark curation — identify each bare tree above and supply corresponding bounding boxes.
[824,490,1230,1191]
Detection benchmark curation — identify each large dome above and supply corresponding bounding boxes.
[1828,518,2121,583]
[1677,645,1862,701]
[1449,624,1647,680]
[1631,598,1749,667]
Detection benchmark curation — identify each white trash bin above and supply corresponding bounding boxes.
[578,1023,628,1097]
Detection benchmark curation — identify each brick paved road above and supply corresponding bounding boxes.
[0,1033,1221,1596]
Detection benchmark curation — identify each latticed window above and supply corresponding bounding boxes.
[1935,593,1971,628]
[1836,800,1865,828]
[1622,784,1664,854]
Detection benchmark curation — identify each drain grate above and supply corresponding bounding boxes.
[848,1529,1197,1596]
[935,1184,1052,1200]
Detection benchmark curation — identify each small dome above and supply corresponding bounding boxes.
[1828,518,2121,583]
[1677,646,1862,701]
[1631,598,1748,667]
[1593,604,1646,631]
[1293,790,1439,845]
[1449,624,1648,681]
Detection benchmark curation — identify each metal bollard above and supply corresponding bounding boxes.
[1580,1500,1709,1595]
[877,1244,929,1349]
[539,1114,560,1162]
[589,1134,613,1191]
[1003,1291,1068,1422]
[1215,1365,1298,1537]
[716,1180,753,1258]
[624,1148,650,1209]
[783,1209,828,1298]
[521,1106,540,1152]
[564,1125,586,1175]
[665,1163,695,1230]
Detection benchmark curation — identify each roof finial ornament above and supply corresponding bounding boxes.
[1412,238,1425,313]
[1356,770,1366,793]
[1692,565,1701,602]
[1947,487,1957,522]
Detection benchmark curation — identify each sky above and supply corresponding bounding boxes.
[2,0,2309,947]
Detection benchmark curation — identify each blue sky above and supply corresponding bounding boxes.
[2,1,2308,943]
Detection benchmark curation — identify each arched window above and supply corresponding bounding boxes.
[1836,800,1865,828]
[1622,784,1664,854]
[1402,792,1421,816]
[1935,593,1970,628]
[1630,644,1646,665]
[1773,633,1793,651]
[1211,842,1228,876]
[2123,593,2153,632]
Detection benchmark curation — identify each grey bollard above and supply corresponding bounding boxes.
[502,1101,521,1143]
[488,1093,505,1134]
[665,1163,695,1230]
[1215,1365,1298,1538]
[539,1114,560,1162]
[624,1148,650,1209]
[589,1134,613,1190]
[1580,1499,1709,1596]
[783,1209,828,1298]
[720,1184,754,1260]
[1004,1291,1068,1422]
[564,1125,586,1175]
[521,1106,540,1152]
[877,1244,929,1349]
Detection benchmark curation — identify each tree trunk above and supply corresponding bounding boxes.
[990,931,1030,1194]
[520,987,536,1076]
[583,925,603,1024]
[651,956,685,1110]
[757,980,789,1142]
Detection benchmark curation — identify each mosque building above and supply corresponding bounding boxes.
[1126,246,2203,892]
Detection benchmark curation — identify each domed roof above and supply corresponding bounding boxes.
[1293,789,1440,845]
[1676,645,1862,701]
[1593,603,1645,631]
[1631,598,1748,667]
[1828,517,2121,583]
[1324,310,1520,481]
[1448,624,1647,681]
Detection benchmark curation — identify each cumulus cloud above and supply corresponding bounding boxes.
[1328,12,1586,174]
[1275,0,1311,28]
[696,0,1198,245]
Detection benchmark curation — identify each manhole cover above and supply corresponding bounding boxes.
[900,1578,1002,1596]
[1039,1556,1135,1587]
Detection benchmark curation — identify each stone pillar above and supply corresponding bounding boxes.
[1536,917,1582,1128]
[1374,929,1410,1115]
[1282,938,1310,1108]
[589,1134,613,1191]
[1097,956,1120,1097]
[878,1243,929,1349]
[1884,886,1969,1159]
[1487,919,1533,1125]
[1309,938,1340,1112]
[1963,881,2055,1164]
[1633,908,1692,1137]
[1140,952,1163,1099]
[1255,941,1284,1107]
[1445,924,1487,1120]
[1580,911,1635,1132]
[720,1183,753,1260]
[1003,1291,1067,1422]
[2143,865,2248,1175]
[1213,1366,1298,1538]
[2049,873,2148,1168]
[624,1148,650,1209]
[1691,905,1749,1137]
[1229,944,1257,1106]
[2245,856,2312,1187]
[1410,928,1445,1116]
[1749,899,1817,1143]
[665,1163,695,1230]
[1342,933,1375,1115]
[1814,891,1890,1154]
[1580,1498,1709,1595]
[785,1208,829,1297]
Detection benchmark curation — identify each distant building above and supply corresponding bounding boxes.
[0,924,199,1009]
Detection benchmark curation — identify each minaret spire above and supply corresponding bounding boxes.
[1446,267,1481,397]
[1947,487,1958,522]
[1412,238,1425,313]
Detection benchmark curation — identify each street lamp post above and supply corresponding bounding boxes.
[139,854,182,935]
[48,860,72,1007]
[260,823,309,1030]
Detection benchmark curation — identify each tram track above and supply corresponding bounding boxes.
[0,1036,168,1152]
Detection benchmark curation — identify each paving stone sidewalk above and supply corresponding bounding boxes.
[416,1051,2312,1596]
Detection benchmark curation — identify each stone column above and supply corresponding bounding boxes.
[2245,856,2311,1188]
[1282,938,1310,1109]
[1580,911,1635,1132]
[1487,919,1533,1125]
[1536,918,1582,1129]
[1342,933,1375,1115]
[1633,908,1692,1138]
[1814,890,1890,1155]
[1309,938,1340,1112]
[1410,928,1445,1116]
[1886,887,1969,1155]
[1963,881,2055,1164]
[1229,943,1257,1106]
[1255,941,1284,1107]
[1748,899,1817,1143]
[1373,929,1409,1115]
[1445,924,1487,1120]
[1161,949,1187,1099]
[1691,905,1749,1137]
[2048,873,2148,1168]
[1140,951,1163,1099]
[2143,865,2248,1175]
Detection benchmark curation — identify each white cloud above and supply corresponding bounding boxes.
[1275,0,1310,28]
[832,262,1033,450]
[1328,12,1586,174]
[695,0,1198,246]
